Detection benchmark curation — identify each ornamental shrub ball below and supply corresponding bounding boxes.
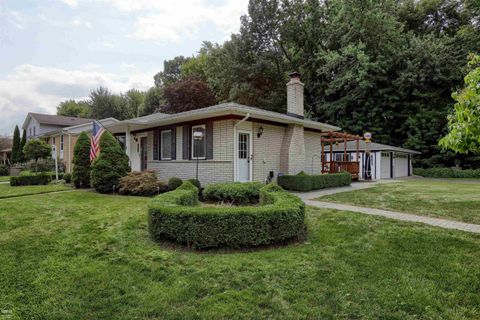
[168,177,183,191]
[72,132,91,188]
[119,171,168,196]
[90,131,130,193]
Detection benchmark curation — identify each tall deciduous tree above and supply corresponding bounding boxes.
[89,87,132,120]
[141,86,165,116]
[439,54,480,154]
[57,100,92,118]
[72,132,91,188]
[162,76,217,113]
[154,56,190,87]
[11,125,20,164]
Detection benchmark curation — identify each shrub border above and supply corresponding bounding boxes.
[148,182,305,249]
[277,172,351,191]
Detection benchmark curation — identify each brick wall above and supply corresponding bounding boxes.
[252,122,285,181]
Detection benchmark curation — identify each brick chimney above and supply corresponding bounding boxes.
[286,72,304,119]
[280,72,306,175]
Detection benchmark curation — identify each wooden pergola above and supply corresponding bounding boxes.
[320,132,361,180]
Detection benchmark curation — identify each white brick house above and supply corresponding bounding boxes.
[107,73,341,185]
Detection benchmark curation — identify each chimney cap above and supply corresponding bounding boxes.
[289,71,301,79]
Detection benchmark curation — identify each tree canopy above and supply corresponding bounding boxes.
[440,54,480,154]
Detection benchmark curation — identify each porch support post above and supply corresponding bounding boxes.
[343,132,347,161]
[329,135,333,173]
[125,126,132,167]
[321,137,325,173]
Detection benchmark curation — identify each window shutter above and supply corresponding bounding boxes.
[171,126,176,160]
[153,129,159,160]
[183,125,190,160]
[206,121,213,160]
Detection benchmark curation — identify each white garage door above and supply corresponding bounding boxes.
[380,152,391,179]
[394,153,409,177]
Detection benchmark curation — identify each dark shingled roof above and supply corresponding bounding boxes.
[27,113,92,127]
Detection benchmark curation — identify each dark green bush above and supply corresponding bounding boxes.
[10,173,51,186]
[413,167,480,178]
[148,182,305,249]
[278,172,351,191]
[90,132,130,193]
[63,173,72,183]
[168,177,183,191]
[203,181,263,205]
[72,132,91,188]
[119,171,168,196]
[0,165,8,176]
[187,178,201,190]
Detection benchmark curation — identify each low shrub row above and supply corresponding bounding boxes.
[278,172,351,191]
[413,167,480,179]
[203,181,263,205]
[10,173,51,186]
[148,182,305,249]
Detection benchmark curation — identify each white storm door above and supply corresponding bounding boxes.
[237,131,251,182]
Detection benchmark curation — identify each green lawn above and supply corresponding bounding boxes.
[318,180,480,224]
[0,176,10,182]
[0,183,71,199]
[1,189,480,319]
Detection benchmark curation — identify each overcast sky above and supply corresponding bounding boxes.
[0,0,248,135]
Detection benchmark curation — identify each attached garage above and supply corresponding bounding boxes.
[325,141,420,180]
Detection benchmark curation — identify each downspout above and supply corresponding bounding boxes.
[233,113,250,182]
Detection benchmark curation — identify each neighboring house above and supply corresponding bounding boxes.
[107,73,341,185]
[42,118,119,173]
[325,141,420,180]
[22,113,92,141]
[0,148,11,166]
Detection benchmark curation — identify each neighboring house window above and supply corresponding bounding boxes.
[334,153,350,161]
[33,126,36,136]
[191,125,206,159]
[52,137,56,145]
[29,128,31,137]
[161,130,172,160]
[60,135,64,151]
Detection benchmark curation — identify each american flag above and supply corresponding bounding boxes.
[90,120,105,161]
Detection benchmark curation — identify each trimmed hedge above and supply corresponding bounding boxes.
[0,165,8,176]
[278,172,351,191]
[413,167,480,179]
[10,173,51,186]
[203,181,263,205]
[148,181,305,249]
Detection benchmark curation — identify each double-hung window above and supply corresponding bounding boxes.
[160,130,172,160]
[191,125,206,159]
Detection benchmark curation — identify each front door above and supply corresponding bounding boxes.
[237,131,251,182]
[140,137,148,171]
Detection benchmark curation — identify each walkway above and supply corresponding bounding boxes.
[296,180,480,234]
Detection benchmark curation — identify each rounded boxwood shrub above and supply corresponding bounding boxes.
[203,181,263,205]
[187,178,201,190]
[148,182,305,249]
[0,165,8,176]
[90,131,130,193]
[63,173,72,183]
[168,177,183,191]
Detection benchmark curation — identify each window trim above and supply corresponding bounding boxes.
[191,124,206,160]
[160,129,172,160]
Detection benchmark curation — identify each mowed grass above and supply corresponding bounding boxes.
[319,179,480,224]
[0,176,10,182]
[1,190,480,319]
[0,183,72,199]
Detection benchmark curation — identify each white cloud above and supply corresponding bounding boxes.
[0,64,154,134]
[104,0,248,42]
[72,18,92,28]
[58,0,79,8]
[0,9,28,29]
